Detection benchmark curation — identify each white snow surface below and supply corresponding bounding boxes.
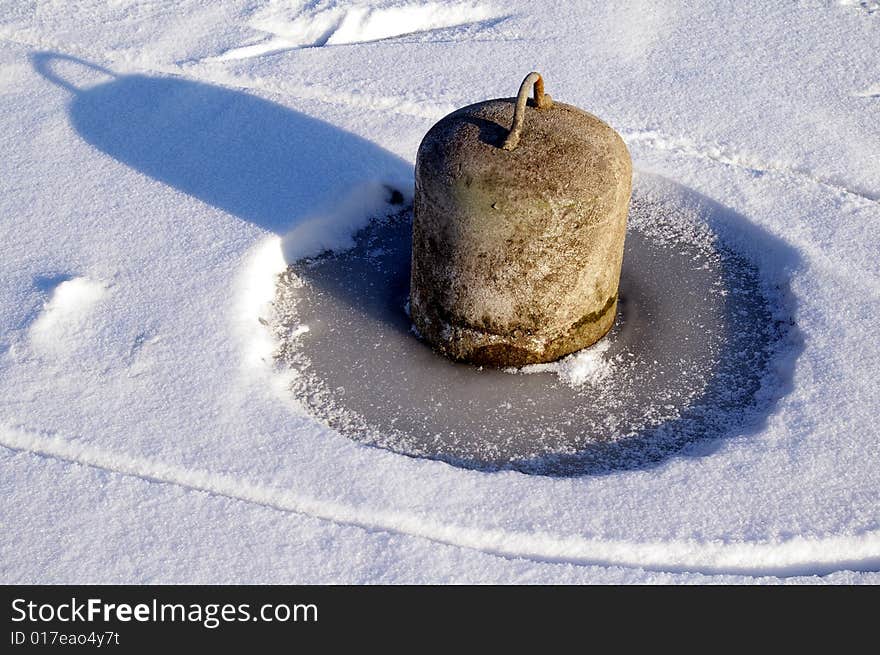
[508,339,615,388]
[1,1,879,583]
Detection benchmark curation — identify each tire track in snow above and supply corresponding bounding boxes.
[622,129,880,300]
[3,423,879,577]
[622,129,880,204]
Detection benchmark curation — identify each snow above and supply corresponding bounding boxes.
[280,180,411,262]
[211,0,499,59]
[1,1,879,583]
[511,333,614,387]
[27,276,109,357]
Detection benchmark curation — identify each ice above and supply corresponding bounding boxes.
[1,1,878,583]
[272,177,799,475]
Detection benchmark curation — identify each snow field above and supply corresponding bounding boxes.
[0,1,878,582]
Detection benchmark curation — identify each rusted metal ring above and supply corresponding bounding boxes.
[502,72,553,151]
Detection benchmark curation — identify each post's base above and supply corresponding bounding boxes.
[410,295,618,368]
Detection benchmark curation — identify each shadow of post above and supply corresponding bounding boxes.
[32,52,413,238]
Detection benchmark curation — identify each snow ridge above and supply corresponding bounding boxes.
[28,277,109,357]
[3,423,878,577]
[211,0,501,60]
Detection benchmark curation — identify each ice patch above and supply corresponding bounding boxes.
[272,177,796,474]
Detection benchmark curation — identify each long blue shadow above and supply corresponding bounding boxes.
[32,52,412,236]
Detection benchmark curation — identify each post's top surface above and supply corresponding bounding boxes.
[416,96,631,200]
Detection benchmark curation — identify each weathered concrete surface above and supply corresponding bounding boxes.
[410,96,632,366]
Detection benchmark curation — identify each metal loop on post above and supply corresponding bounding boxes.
[502,72,553,151]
